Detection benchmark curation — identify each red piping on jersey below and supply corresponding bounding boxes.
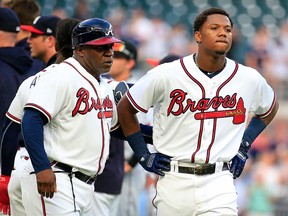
[257,91,277,118]
[126,90,148,113]
[25,103,52,121]
[180,58,206,163]
[41,195,47,216]
[63,61,105,175]
[180,57,239,163]
[111,122,119,131]
[205,61,239,163]
[6,112,21,123]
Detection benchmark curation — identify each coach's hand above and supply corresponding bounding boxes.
[229,140,250,179]
[139,152,171,176]
[36,169,57,199]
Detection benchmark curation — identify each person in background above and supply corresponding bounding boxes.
[93,39,142,216]
[111,40,151,216]
[0,7,35,215]
[21,15,61,66]
[11,0,46,73]
[0,7,34,138]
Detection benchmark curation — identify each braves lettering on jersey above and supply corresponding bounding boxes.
[126,54,276,163]
[24,57,118,176]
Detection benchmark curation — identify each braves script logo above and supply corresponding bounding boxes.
[72,88,113,118]
[167,89,245,124]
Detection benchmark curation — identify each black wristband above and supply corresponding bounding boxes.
[127,154,139,167]
[242,116,266,146]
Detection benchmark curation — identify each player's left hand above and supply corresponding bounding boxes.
[229,141,249,179]
[139,152,171,176]
[0,175,11,215]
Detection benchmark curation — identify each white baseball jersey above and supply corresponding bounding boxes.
[24,57,118,176]
[126,54,276,164]
[6,64,56,123]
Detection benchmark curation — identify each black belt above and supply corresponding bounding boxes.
[178,163,229,175]
[53,162,96,185]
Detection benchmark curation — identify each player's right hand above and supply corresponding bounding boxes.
[139,152,171,176]
[0,175,11,215]
[36,169,57,199]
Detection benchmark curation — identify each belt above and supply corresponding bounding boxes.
[178,163,229,175]
[52,161,96,185]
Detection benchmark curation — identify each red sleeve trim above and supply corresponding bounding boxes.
[126,91,148,113]
[6,112,21,123]
[256,91,277,119]
[25,103,52,121]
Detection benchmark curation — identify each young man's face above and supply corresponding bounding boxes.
[195,14,232,55]
[28,33,54,62]
[109,57,131,80]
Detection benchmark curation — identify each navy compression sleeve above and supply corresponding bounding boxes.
[0,117,21,176]
[21,108,50,173]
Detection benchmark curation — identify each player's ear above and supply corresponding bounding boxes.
[127,59,136,70]
[75,46,85,57]
[194,31,201,43]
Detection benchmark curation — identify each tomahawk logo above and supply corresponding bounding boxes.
[167,89,246,124]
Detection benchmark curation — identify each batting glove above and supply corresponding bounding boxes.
[230,140,250,179]
[0,175,10,215]
[139,152,171,176]
[114,81,129,104]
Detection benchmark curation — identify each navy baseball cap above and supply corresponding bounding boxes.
[0,7,20,33]
[21,15,61,36]
[146,54,181,67]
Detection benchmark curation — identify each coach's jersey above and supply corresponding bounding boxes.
[6,65,56,123]
[24,57,118,176]
[126,54,276,164]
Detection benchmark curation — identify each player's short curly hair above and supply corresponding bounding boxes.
[55,18,80,59]
[193,8,233,33]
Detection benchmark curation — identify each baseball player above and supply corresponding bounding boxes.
[19,18,122,215]
[0,18,81,216]
[117,7,279,216]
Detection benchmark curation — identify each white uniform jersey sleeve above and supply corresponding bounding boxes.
[126,55,276,163]
[245,66,276,118]
[126,66,164,113]
[6,65,56,123]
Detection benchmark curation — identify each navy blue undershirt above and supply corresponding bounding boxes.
[21,108,49,173]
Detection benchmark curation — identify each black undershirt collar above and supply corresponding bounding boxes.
[193,53,226,78]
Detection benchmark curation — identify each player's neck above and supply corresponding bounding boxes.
[113,71,131,82]
[193,53,226,75]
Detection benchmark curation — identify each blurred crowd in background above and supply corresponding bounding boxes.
[1,0,288,215]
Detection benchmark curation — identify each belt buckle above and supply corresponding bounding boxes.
[85,175,96,184]
[194,165,203,175]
